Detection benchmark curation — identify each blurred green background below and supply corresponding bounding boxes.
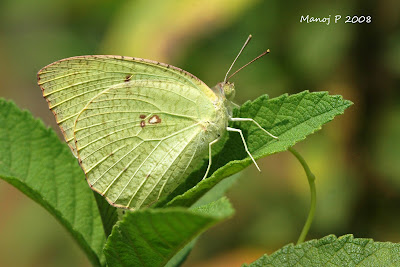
[1,0,400,266]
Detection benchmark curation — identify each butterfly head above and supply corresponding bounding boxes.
[222,82,236,101]
[213,82,236,102]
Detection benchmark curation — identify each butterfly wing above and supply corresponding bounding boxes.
[38,55,218,156]
[38,56,224,209]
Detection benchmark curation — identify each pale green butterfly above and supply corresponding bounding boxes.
[37,35,278,210]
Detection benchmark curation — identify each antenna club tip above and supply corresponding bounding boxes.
[266,49,270,53]
[249,34,252,38]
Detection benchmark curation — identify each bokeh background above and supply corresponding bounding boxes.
[1,0,400,266]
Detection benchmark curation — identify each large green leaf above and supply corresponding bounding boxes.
[161,91,353,208]
[244,234,400,266]
[104,197,234,267]
[0,99,107,266]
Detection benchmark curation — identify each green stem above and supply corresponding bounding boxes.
[288,147,316,245]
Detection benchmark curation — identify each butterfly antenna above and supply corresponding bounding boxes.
[223,34,252,84]
[226,49,270,82]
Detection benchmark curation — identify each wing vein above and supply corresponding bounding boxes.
[113,124,200,204]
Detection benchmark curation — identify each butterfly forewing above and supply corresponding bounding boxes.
[38,56,212,157]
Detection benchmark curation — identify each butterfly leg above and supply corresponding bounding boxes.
[231,102,240,109]
[202,137,220,180]
[230,118,278,139]
[227,127,261,172]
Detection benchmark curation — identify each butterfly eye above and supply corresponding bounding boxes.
[223,82,236,101]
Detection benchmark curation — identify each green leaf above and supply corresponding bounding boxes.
[165,238,197,267]
[93,191,119,237]
[0,99,107,266]
[244,234,400,266]
[162,174,240,267]
[104,197,234,267]
[163,174,240,267]
[162,91,353,208]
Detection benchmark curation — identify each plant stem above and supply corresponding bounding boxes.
[288,147,316,245]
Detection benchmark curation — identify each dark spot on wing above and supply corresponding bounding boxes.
[148,115,161,124]
[124,75,132,82]
[140,121,146,128]
[139,114,146,119]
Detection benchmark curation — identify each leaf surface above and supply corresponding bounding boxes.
[0,100,107,266]
[104,197,234,267]
[244,234,400,266]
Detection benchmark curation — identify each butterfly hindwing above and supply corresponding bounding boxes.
[74,80,205,208]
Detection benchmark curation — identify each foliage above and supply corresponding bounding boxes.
[245,235,400,267]
[0,91,355,266]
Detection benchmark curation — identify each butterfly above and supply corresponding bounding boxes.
[37,35,277,210]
